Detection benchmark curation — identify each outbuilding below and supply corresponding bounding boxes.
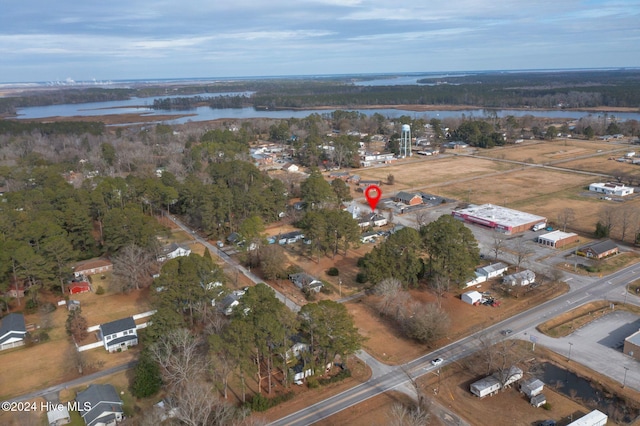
[537,230,579,248]
[589,182,634,196]
[461,290,483,305]
[520,378,544,397]
[530,393,547,408]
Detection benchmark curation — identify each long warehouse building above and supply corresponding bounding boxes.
[452,204,546,235]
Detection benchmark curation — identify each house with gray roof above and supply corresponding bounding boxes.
[99,317,137,353]
[0,313,27,351]
[76,384,123,426]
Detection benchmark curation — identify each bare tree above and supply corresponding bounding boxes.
[598,205,620,238]
[618,204,637,242]
[149,328,208,391]
[557,208,576,232]
[168,380,239,426]
[491,233,506,261]
[414,210,431,228]
[402,301,450,343]
[513,238,534,271]
[112,243,156,292]
[387,403,431,426]
[374,278,403,315]
[429,274,450,308]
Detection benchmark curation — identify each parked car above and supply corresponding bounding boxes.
[431,357,444,366]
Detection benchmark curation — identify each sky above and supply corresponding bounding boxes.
[1,0,639,83]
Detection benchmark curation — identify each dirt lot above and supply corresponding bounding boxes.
[346,279,568,365]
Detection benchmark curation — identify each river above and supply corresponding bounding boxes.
[11,94,640,125]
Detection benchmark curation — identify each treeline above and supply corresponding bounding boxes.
[0,120,104,136]
[0,88,134,114]
[151,95,251,110]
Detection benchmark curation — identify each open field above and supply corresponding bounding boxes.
[355,155,521,192]
[0,288,150,401]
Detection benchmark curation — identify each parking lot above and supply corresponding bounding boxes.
[529,310,640,390]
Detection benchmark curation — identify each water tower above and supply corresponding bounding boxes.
[400,124,411,158]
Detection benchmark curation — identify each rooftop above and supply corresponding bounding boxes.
[538,230,578,242]
[455,204,546,228]
[100,317,135,336]
[582,239,618,255]
[626,329,640,346]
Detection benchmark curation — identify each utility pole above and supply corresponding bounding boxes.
[623,367,629,388]
[568,342,573,362]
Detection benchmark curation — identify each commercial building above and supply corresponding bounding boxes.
[589,182,634,196]
[452,204,546,235]
[537,230,579,248]
[623,329,640,361]
[577,239,619,259]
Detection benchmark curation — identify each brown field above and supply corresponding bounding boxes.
[0,288,150,401]
[479,139,627,163]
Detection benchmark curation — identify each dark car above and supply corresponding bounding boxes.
[501,329,513,336]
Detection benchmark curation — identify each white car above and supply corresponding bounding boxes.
[431,357,444,367]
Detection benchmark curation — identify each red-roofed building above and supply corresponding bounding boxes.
[68,281,92,294]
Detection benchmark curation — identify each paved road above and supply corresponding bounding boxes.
[4,361,137,404]
[271,262,640,425]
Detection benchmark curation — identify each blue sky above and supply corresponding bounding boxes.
[1,0,639,83]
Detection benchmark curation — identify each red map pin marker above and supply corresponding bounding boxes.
[365,185,382,212]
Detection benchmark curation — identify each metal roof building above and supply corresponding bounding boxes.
[452,204,546,234]
[537,230,579,248]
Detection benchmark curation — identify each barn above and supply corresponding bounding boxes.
[452,204,546,235]
[537,230,579,248]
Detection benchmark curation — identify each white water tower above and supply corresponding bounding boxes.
[400,124,411,158]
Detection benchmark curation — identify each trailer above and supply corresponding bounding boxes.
[567,409,608,426]
[532,222,547,231]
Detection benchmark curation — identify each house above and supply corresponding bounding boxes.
[68,281,92,295]
[282,163,299,173]
[99,317,138,353]
[589,182,634,196]
[329,171,350,180]
[503,270,535,286]
[461,291,483,305]
[347,174,361,184]
[73,258,113,278]
[277,231,305,245]
[520,378,544,398]
[219,293,241,316]
[530,393,547,408]
[577,239,619,259]
[470,375,502,398]
[0,313,27,351]
[289,273,324,293]
[47,405,71,426]
[4,278,25,299]
[476,263,509,279]
[157,243,191,262]
[76,384,124,426]
[360,231,378,243]
[358,213,388,228]
[393,192,423,206]
[358,179,382,188]
[444,141,469,149]
[567,410,608,426]
[284,335,310,362]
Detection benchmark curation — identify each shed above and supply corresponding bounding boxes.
[520,378,544,397]
[530,393,547,408]
[68,281,91,294]
[462,291,483,305]
[47,405,71,426]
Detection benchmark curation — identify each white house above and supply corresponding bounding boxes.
[289,273,323,293]
[567,410,608,426]
[470,375,502,398]
[520,378,544,398]
[0,313,27,351]
[589,182,634,196]
[157,243,191,262]
[282,163,299,173]
[503,270,536,286]
[461,291,483,305]
[99,317,138,353]
[476,263,509,279]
